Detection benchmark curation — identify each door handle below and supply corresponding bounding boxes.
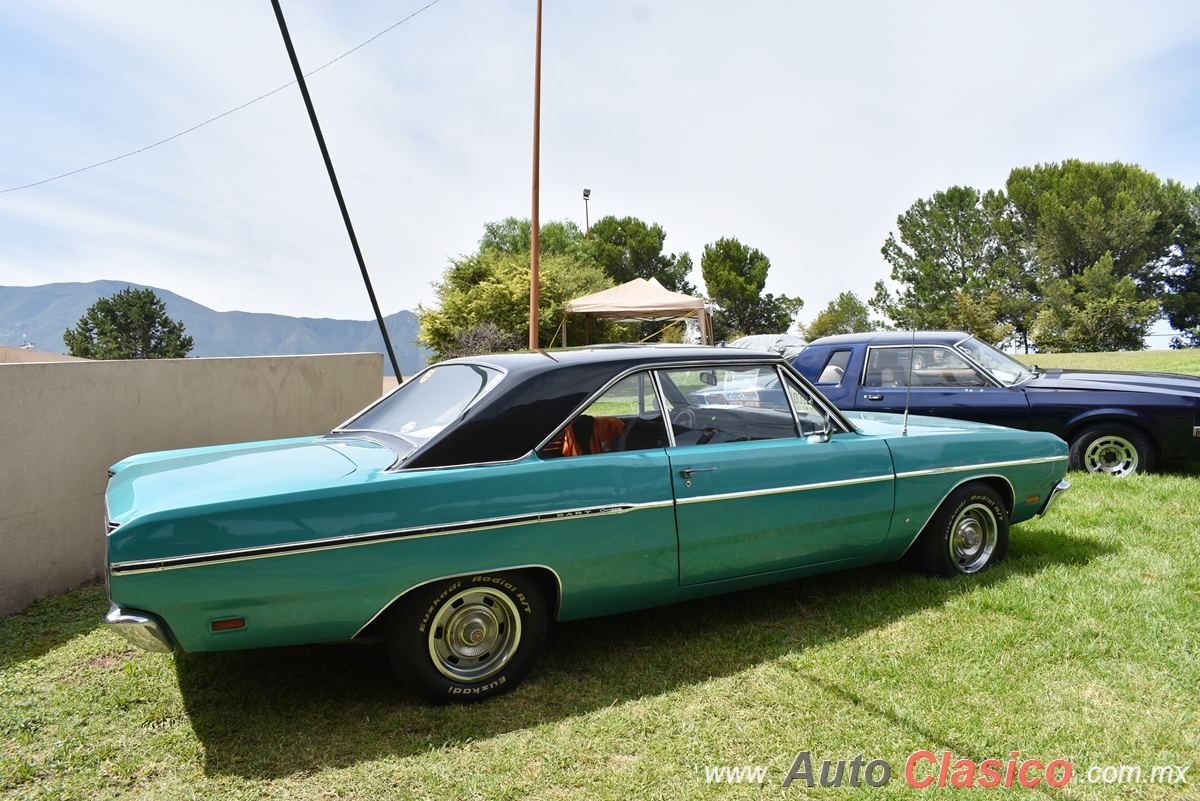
[865,394,884,401]
[679,467,718,478]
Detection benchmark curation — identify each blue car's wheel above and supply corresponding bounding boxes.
[386,571,547,704]
[912,483,1009,578]
[1069,424,1153,477]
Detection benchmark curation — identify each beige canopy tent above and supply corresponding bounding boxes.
[562,277,713,345]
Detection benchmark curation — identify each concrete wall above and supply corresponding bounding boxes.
[0,353,383,615]
[0,345,87,363]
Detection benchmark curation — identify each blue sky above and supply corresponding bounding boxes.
[3,1,1200,342]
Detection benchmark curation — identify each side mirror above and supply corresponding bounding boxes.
[807,418,832,444]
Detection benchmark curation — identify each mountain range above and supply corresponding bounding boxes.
[0,281,428,376]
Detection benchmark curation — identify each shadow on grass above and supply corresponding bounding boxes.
[175,523,1114,780]
[0,581,108,666]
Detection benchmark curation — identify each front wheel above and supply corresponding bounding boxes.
[1069,424,1153,477]
[386,571,547,704]
[911,482,1009,577]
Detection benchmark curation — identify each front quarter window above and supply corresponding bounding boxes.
[340,364,503,451]
[660,365,799,445]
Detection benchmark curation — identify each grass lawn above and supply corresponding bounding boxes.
[3,472,1198,800]
[1016,349,1200,376]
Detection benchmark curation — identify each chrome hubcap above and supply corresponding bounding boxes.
[428,588,521,682]
[1083,435,1138,477]
[950,503,998,574]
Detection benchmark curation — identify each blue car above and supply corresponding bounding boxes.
[795,331,1200,477]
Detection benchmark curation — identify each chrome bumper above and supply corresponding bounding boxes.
[1035,479,1071,519]
[104,604,176,653]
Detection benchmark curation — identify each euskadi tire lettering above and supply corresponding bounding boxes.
[386,571,547,704]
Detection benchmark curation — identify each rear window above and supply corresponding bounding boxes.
[341,364,504,447]
[816,349,852,383]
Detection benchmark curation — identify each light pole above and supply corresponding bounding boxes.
[583,188,591,240]
[529,0,543,350]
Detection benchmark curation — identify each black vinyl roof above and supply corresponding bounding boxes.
[402,344,781,469]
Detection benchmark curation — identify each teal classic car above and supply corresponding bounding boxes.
[104,345,1069,702]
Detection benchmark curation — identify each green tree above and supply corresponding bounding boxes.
[478,217,591,260]
[1005,161,1190,350]
[872,186,1017,345]
[588,215,695,294]
[700,237,801,341]
[64,287,193,359]
[1162,183,1200,348]
[874,165,1197,351]
[1005,160,1181,291]
[1030,254,1159,352]
[802,292,875,340]
[418,249,613,361]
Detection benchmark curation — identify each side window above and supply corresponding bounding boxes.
[539,373,667,458]
[863,347,905,388]
[816,349,852,384]
[864,347,988,388]
[658,365,798,446]
[782,374,834,436]
[911,347,989,387]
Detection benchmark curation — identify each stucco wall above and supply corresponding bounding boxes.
[0,345,87,363]
[0,353,383,615]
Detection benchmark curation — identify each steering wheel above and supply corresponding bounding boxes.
[673,409,696,428]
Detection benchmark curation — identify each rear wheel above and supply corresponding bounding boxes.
[386,571,547,704]
[1069,424,1153,477]
[912,482,1009,577]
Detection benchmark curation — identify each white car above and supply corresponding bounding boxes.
[727,334,807,361]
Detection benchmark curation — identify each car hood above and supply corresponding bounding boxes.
[106,436,397,524]
[1023,369,1200,397]
[845,411,1067,474]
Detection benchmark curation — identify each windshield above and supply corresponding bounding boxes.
[340,364,503,448]
[954,337,1033,386]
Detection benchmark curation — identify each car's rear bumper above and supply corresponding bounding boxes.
[1035,479,1071,519]
[104,604,176,653]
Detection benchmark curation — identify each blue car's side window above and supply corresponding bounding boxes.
[864,346,989,388]
[816,349,852,384]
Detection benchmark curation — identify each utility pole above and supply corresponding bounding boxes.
[270,0,403,381]
[529,0,543,350]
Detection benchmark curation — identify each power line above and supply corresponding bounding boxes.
[1,0,444,195]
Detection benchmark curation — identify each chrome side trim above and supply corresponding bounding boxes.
[104,604,176,653]
[109,500,673,576]
[894,454,1067,480]
[652,455,1060,508]
[676,473,895,505]
[351,564,566,638]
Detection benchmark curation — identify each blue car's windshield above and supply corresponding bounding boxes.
[340,364,504,449]
[955,337,1033,386]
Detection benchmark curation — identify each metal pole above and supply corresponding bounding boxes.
[529,0,543,350]
[270,0,403,382]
